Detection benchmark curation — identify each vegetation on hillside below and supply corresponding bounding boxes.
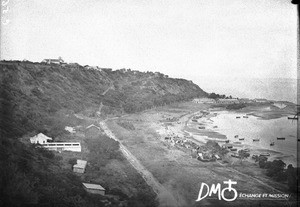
[1,61,206,206]
[0,137,106,206]
[255,156,297,192]
[0,61,207,138]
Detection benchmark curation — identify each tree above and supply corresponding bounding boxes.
[265,160,286,179]
[238,150,250,164]
[286,164,297,192]
[68,158,77,168]
[256,156,268,168]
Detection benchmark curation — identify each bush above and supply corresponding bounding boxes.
[226,103,246,110]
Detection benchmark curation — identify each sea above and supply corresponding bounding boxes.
[210,111,298,166]
[195,77,298,104]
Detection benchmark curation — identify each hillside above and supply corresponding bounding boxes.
[0,60,207,206]
[0,61,207,138]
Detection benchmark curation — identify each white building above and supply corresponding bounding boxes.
[193,98,215,104]
[30,133,52,144]
[42,57,64,64]
[41,142,81,152]
[65,126,76,133]
[238,98,253,104]
[73,160,87,173]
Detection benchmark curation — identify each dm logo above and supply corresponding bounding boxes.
[196,179,238,202]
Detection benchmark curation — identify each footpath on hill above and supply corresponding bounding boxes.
[99,121,179,207]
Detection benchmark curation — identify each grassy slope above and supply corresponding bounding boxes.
[0,61,207,206]
[0,61,207,138]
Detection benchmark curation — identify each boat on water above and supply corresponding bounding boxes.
[236,116,241,119]
[234,135,239,138]
[239,138,245,141]
[243,116,249,118]
[241,148,250,152]
[277,137,285,140]
[252,138,260,141]
[270,142,275,146]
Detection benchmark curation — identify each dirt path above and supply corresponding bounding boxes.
[99,121,179,207]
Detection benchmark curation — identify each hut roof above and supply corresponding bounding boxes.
[82,183,105,191]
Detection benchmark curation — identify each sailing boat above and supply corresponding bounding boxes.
[270,141,275,146]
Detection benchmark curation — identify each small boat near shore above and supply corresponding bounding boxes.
[234,135,239,138]
[270,142,275,146]
[252,138,260,141]
[241,148,250,152]
[239,138,245,141]
[236,116,241,119]
[260,152,270,157]
[222,144,233,149]
[243,116,249,118]
[287,116,298,120]
[277,137,285,140]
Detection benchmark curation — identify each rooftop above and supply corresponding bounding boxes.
[74,160,87,169]
[82,183,105,191]
[31,133,52,140]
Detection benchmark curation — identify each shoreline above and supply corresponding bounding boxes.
[187,108,297,166]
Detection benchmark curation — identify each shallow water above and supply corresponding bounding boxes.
[210,111,297,165]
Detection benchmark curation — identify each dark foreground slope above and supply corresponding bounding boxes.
[0,61,207,206]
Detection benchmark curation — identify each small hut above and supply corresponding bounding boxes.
[82,183,105,196]
[73,160,87,173]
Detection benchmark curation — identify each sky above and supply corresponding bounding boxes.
[0,0,298,101]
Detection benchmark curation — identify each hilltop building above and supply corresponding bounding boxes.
[42,57,64,64]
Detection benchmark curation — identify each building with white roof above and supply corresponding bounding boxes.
[82,183,105,195]
[30,133,52,144]
[73,160,87,173]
